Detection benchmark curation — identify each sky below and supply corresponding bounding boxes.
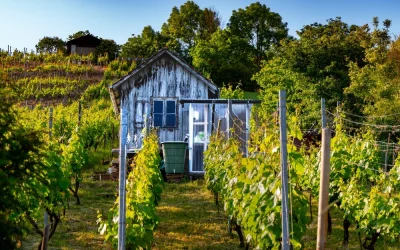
[1,0,400,52]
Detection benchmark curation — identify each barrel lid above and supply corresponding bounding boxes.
[161,141,188,144]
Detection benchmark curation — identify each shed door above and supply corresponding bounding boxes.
[71,44,76,54]
[189,104,211,173]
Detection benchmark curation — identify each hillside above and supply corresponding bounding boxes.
[1,52,106,107]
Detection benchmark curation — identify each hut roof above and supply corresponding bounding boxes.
[66,34,101,47]
[109,48,219,115]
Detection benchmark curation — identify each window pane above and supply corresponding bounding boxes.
[154,101,163,113]
[165,114,176,127]
[166,100,175,114]
[154,114,163,127]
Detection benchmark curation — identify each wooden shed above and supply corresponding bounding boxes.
[66,34,101,55]
[109,48,220,172]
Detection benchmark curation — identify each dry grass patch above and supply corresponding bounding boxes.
[153,180,241,250]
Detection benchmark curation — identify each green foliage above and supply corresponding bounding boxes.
[62,130,88,204]
[0,81,69,248]
[191,29,257,89]
[67,30,92,41]
[36,36,66,54]
[94,39,120,62]
[161,1,221,61]
[98,132,163,249]
[0,87,44,248]
[204,115,308,249]
[302,124,400,249]
[14,76,90,100]
[255,17,379,126]
[253,57,319,126]
[228,2,288,67]
[103,60,130,81]
[121,26,166,59]
[220,83,244,99]
[345,21,400,132]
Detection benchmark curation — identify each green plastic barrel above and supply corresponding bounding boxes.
[161,141,187,174]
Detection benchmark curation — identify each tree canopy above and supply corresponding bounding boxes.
[67,30,92,41]
[95,39,120,61]
[161,1,221,61]
[121,26,165,59]
[228,2,289,67]
[191,29,257,89]
[35,36,66,54]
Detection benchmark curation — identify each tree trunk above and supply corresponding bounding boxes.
[28,209,61,250]
[362,232,380,250]
[68,178,81,205]
[214,192,219,213]
[232,218,245,248]
[343,217,351,246]
[309,192,313,221]
[328,210,332,234]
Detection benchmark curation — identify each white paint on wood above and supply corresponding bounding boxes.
[119,54,210,148]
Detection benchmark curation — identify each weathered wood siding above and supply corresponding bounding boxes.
[119,53,209,145]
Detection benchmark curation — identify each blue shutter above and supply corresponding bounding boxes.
[165,100,176,127]
[153,101,163,127]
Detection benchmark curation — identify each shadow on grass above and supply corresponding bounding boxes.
[22,176,116,250]
[153,180,242,250]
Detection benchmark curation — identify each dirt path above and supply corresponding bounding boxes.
[153,181,242,250]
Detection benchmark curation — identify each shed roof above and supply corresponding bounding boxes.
[66,34,101,47]
[109,48,219,115]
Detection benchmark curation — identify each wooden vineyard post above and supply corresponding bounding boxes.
[321,98,326,128]
[227,99,233,139]
[41,107,53,250]
[118,108,128,250]
[385,133,391,172]
[279,90,290,250]
[317,128,331,250]
[216,119,222,138]
[78,101,82,127]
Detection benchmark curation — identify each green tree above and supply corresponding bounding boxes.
[191,29,257,89]
[256,17,372,126]
[345,18,398,129]
[161,1,220,61]
[95,39,120,61]
[0,80,68,249]
[67,30,92,41]
[35,36,66,54]
[253,57,318,123]
[228,2,288,66]
[121,26,165,59]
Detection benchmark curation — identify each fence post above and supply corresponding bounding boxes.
[316,128,331,250]
[118,108,128,250]
[42,107,53,250]
[245,102,250,157]
[227,99,233,138]
[385,133,391,172]
[78,101,82,127]
[216,119,222,139]
[279,90,290,250]
[321,98,326,129]
[336,101,341,127]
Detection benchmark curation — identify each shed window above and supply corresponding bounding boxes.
[153,99,177,128]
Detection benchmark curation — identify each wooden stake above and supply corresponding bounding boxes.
[227,99,233,138]
[317,128,331,250]
[385,133,391,172]
[118,108,128,250]
[216,119,222,138]
[321,98,326,128]
[279,90,290,250]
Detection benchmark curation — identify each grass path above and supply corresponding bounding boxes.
[21,175,399,249]
[153,180,241,250]
[22,177,116,250]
